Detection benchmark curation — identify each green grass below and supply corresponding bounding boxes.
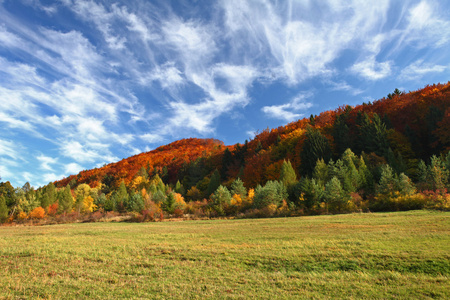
[0,210,449,299]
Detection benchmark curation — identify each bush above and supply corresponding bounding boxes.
[173,208,184,218]
[29,207,45,219]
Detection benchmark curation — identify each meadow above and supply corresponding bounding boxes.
[0,210,449,299]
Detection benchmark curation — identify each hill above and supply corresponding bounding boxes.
[1,82,449,222]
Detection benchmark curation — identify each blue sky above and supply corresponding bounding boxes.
[0,0,449,188]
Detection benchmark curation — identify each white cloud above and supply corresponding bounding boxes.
[140,133,164,144]
[405,0,450,47]
[37,154,58,171]
[148,62,185,89]
[351,57,392,80]
[0,139,19,160]
[60,140,117,164]
[262,93,313,122]
[42,173,64,184]
[0,24,23,48]
[326,80,364,95]
[400,59,447,81]
[65,162,83,175]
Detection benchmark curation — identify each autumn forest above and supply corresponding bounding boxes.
[1,82,449,224]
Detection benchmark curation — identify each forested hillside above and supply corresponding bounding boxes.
[1,82,449,223]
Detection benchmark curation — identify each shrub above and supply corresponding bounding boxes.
[29,207,45,219]
[173,208,184,218]
[48,203,59,216]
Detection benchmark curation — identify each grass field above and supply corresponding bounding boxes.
[0,210,449,299]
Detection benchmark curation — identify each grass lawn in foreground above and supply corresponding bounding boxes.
[0,210,449,299]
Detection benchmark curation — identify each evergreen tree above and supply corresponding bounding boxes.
[0,196,8,222]
[428,155,448,190]
[175,180,185,195]
[95,193,107,210]
[300,128,332,176]
[207,169,221,197]
[332,114,351,157]
[279,160,297,186]
[404,124,422,156]
[138,166,149,180]
[309,114,316,125]
[45,183,56,205]
[221,148,233,180]
[152,189,166,204]
[39,192,51,210]
[255,141,263,153]
[163,192,176,214]
[211,185,232,216]
[323,176,348,213]
[231,178,247,198]
[253,181,287,209]
[161,166,169,183]
[297,177,324,209]
[377,164,395,196]
[382,113,393,129]
[425,106,445,156]
[115,181,129,211]
[58,185,73,213]
[396,173,416,196]
[313,158,329,185]
[358,113,389,157]
[128,192,145,213]
[357,156,374,195]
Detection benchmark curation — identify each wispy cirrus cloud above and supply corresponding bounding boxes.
[262,93,313,122]
[400,59,447,81]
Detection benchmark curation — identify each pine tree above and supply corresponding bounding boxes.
[45,183,56,205]
[253,181,287,209]
[221,148,233,180]
[323,176,348,213]
[231,178,247,198]
[396,173,416,196]
[357,156,374,195]
[115,181,129,211]
[163,192,176,214]
[175,180,185,195]
[207,169,221,196]
[255,141,263,153]
[211,185,232,216]
[280,160,297,186]
[333,114,351,157]
[313,158,329,185]
[297,177,324,209]
[300,128,332,176]
[0,196,8,222]
[358,113,389,157]
[377,164,395,196]
[128,192,145,213]
[39,192,51,210]
[58,185,73,213]
[429,155,448,190]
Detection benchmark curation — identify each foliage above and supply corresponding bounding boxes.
[29,207,45,219]
[253,181,287,209]
[211,185,232,216]
[0,196,8,222]
[300,128,332,176]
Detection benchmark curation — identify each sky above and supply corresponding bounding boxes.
[0,0,449,188]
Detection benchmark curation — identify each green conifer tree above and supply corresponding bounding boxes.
[58,185,73,213]
[211,185,232,216]
[231,178,247,198]
[0,196,8,222]
[280,160,297,186]
[207,169,221,197]
[300,128,332,176]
